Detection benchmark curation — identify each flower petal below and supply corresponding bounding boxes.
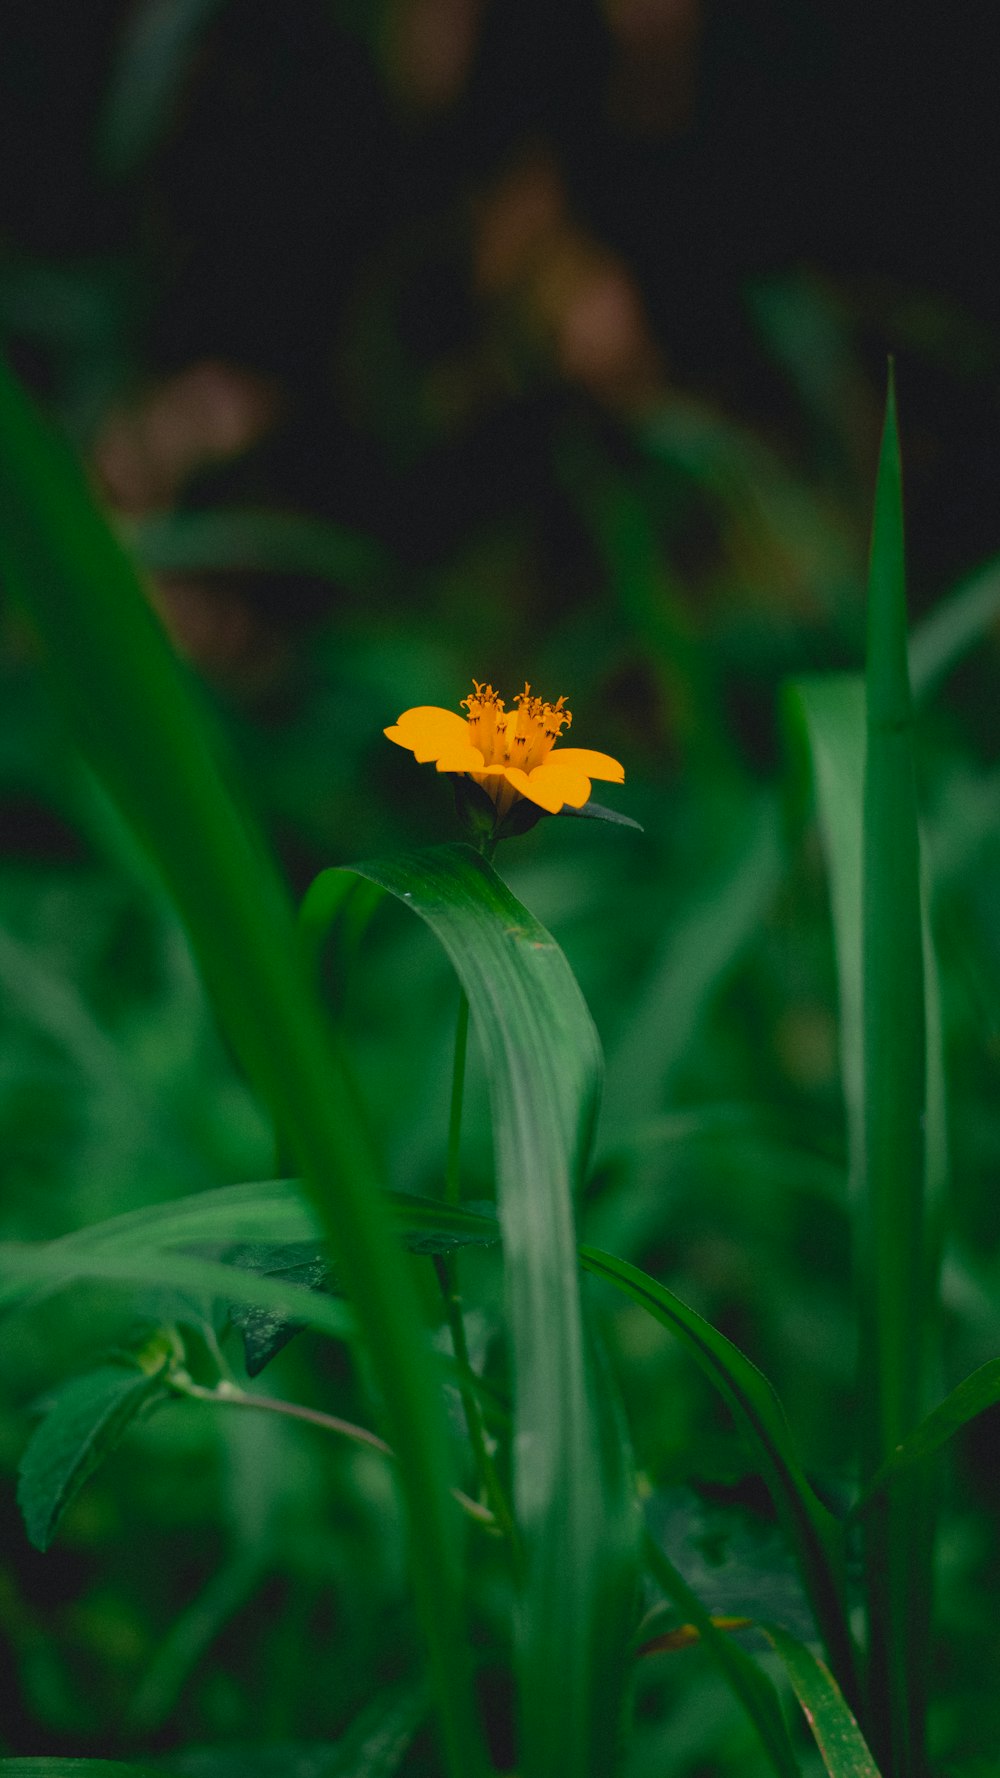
[548,747,624,783]
[509,761,593,813]
[433,746,487,773]
[384,706,470,763]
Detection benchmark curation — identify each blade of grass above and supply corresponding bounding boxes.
[308,847,640,1778]
[761,1626,882,1778]
[0,1178,498,1263]
[0,360,485,1778]
[580,1246,858,1707]
[859,367,930,1776]
[850,1359,1000,1516]
[643,1534,802,1778]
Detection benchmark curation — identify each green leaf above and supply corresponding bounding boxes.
[227,1206,500,1376]
[17,1360,171,1551]
[852,1359,1000,1514]
[224,1243,336,1376]
[643,1534,802,1778]
[858,369,932,1776]
[579,1246,858,1704]
[0,1177,498,1270]
[0,359,484,1778]
[555,800,644,831]
[784,676,947,1232]
[761,1626,882,1778]
[307,846,640,1778]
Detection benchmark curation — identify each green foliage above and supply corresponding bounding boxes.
[761,1628,881,1778]
[17,1354,172,1551]
[2,101,1000,1776]
[581,1247,857,1701]
[318,846,640,1778]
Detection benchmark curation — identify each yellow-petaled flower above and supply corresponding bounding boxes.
[385,680,624,819]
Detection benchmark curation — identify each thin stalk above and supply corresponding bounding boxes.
[167,1371,496,1529]
[859,367,930,1776]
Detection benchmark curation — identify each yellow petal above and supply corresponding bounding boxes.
[549,747,624,783]
[384,706,470,763]
[433,745,487,773]
[508,762,592,813]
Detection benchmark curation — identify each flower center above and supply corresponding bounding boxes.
[462,680,572,775]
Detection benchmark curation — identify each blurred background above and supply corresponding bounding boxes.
[2,2,1000,1771]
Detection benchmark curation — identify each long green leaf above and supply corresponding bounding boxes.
[762,1626,882,1778]
[852,1359,1000,1514]
[0,1239,359,1341]
[643,1535,802,1778]
[859,370,930,1776]
[0,1178,498,1264]
[784,676,947,1243]
[0,360,484,1778]
[306,847,640,1778]
[579,1246,858,1705]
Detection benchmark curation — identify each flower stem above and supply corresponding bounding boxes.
[166,1370,496,1529]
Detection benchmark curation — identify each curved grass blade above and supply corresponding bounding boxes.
[851,1358,1000,1517]
[0,1239,359,1341]
[309,846,640,1778]
[858,369,931,1776]
[761,1626,881,1778]
[0,1178,498,1264]
[0,360,484,1778]
[643,1535,802,1778]
[579,1246,858,1706]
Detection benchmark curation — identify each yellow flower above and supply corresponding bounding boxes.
[385,680,624,820]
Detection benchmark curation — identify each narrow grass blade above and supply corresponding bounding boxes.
[859,369,930,1775]
[762,1627,882,1778]
[312,847,640,1778]
[851,1359,1000,1516]
[785,675,947,1243]
[580,1247,858,1704]
[0,361,484,1778]
[643,1536,802,1778]
[0,1178,498,1261]
[0,1239,360,1341]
